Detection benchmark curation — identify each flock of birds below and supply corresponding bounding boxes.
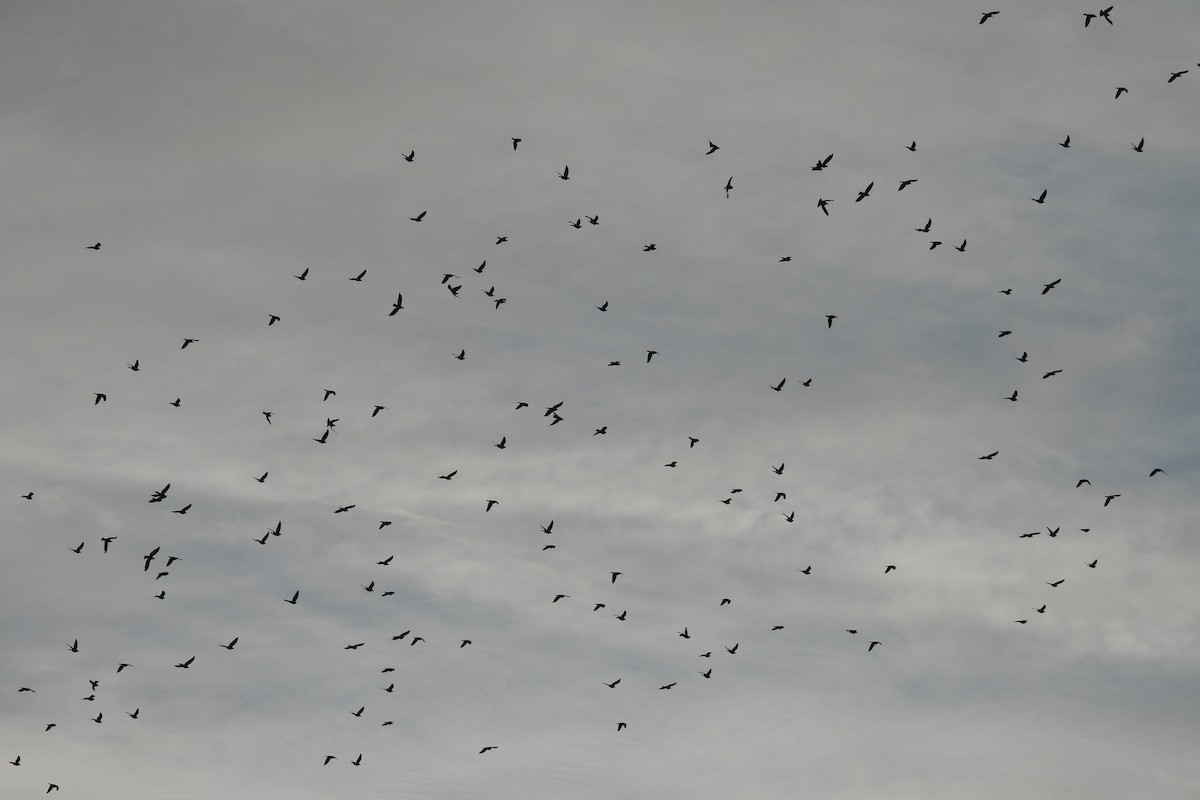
[6,6,1190,795]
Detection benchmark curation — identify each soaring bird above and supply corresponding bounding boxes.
[219,637,238,650]
[706,141,719,154]
[334,504,355,513]
[313,430,329,444]
[868,641,881,651]
[659,683,676,690]
[898,179,917,190]
[284,590,299,604]
[604,679,621,688]
[979,11,999,23]
[68,639,79,653]
[410,211,426,222]
[496,236,507,244]
[268,314,280,326]
[172,504,191,514]
[174,656,195,669]
[94,393,107,404]
[1032,189,1047,204]
[1047,579,1065,588]
[479,746,498,754]
[611,571,622,584]
[389,293,404,315]
[929,241,942,250]
[70,542,84,554]
[643,243,656,251]
[1076,479,1091,487]
[1059,135,1071,148]
[884,565,896,573]
[552,594,570,603]
[87,242,102,249]
[772,377,787,392]
[587,215,599,225]
[512,138,521,150]
[1099,5,1113,23]
[826,314,837,328]
[1083,12,1096,26]
[1132,138,1144,152]
[955,240,967,252]
[906,141,917,151]
[48,784,60,793]
[454,349,465,360]
[294,268,309,280]
[1150,468,1165,476]
[169,398,181,407]
[1042,370,1062,379]
[569,218,581,228]
[597,301,608,312]
[1087,560,1098,568]
[1114,87,1127,99]
[1168,70,1188,83]
[646,350,658,363]
[485,499,499,512]
[143,546,160,571]
[772,463,785,475]
[915,218,932,232]
[979,451,999,460]
[817,198,832,215]
[402,150,414,162]
[1103,494,1120,507]
[323,756,336,765]
[725,643,739,654]
[1006,390,1018,402]
[181,338,198,349]
[127,708,139,719]
[998,330,1012,337]
[855,181,873,202]
[1016,352,1028,362]
[101,536,116,552]
[811,153,833,171]
[128,359,139,371]
[493,436,507,450]
[558,166,569,180]
[351,754,363,766]
[724,177,733,198]
[541,520,554,534]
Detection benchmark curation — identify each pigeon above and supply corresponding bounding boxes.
[410,211,426,222]
[706,141,719,154]
[980,11,999,23]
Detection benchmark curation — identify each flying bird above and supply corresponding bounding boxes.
[403,150,414,162]
[906,141,917,151]
[1150,468,1165,476]
[512,138,521,150]
[1103,494,1120,507]
[94,393,107,404]
[181,338,198,349]
[724,177,733,198]
[1059,135,1071,148]
[817,198,831,215]
[1132,138,1144,152]
[826,314,837,328]
[1006,390,1018,402]
[558,166,569,180]
[1076,479,1091,487]
[1083,12,1096,26]
[706,141,719,154]
[811,153,833,171]
[174,656,195,669]
[1168,70,1188,83]
[284,590,299,604]
[1114,87,1127,98]
[268,314,280,326]
[143,546,160,571]
[979,11,999,23]
[898,179,917,190]
[1042,370,1062,379]
[955,240,967,252]
[1016,352,1028,362]
[979,451,998,460]
[219,637,238,650]
[604,679,621,688]
[855,181,873,202]
[1099,6,1113,23]
[915,218,932,232]
[410,211,426,222]
[1032,189,1047,204]
[389,293,404,315]
[294,268,308,280]
[87,242,101,249]
[868,641,881,651]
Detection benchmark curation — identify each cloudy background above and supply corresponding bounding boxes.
[2,1,1198,798]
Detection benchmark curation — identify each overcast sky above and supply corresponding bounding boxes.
[2,1,1198,798]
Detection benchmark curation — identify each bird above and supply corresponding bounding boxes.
[460,640,471,648]
[706,141,719,154]
[570,218,581,228]
[979,451,999,460]
[174,656,195,669]
[1168,70,1188,83]
[351,706,365,717]
[771,378,786,391]
[101,537,116,552]
[181,338,198,349]
[410,211,426,222]
[1042,370,1062,379]
[643,243,656,251]
[389,293,404,315]
[1047,527,1060,537]
[772,463,785,475]
[929,241,942,250]
[495,236,507,244]
[552,594,570,603]
[884,565,896,573]
[587,215,599,225]
[898,179,917,190]
[454,349,465,360]
[87,242,101,249]
[664,461,677,468]
[252,532,269,545]
[1132,138,1144,153]
[1032,189,1047,204]
[262,411,272,424]
[323,756,336,765]
[915,218,932,232]
[1150,468,1165,476]
[999,289,1012,295]
[679,627,690,639]
[362,581,375,592]
[1016,352,1028,362]
[611,572,622,584]
[284,591,299,604]
[345,642,366,650]
[403,150,414,162]
[127,359,140,371]
[1047,579,1065,587]
[659,683,676,690]
[557,166,569,180]
[219,637,238,650]
[1083,12,1096,26]
[1115,87,1127,99]
[493,436,507,450]
[439,470,457,480]
[335,504,355,513]
[1059,135,1071,148]
[313,430,329,444]
[294,268,309,280]
[70,542,84,554]
[955,240,967,252]
[254,472,268,483]
[172,504,191,515]
[1103,494,1120,507]
[868,641,881,651]
[817,198,832,215]
[169,398,181,407]
[1087,560,1098,568]
[68,639,79,653]
[480,746,498,754]
[540,520,554,534]
[1006,390,1018,402]
[725,643,739,654]
[1015,619,1027,624]
[998,330,1012,337]
[268,314,280,326]
[979,11,999,24]
[512,138,521,150]
[845,629,856,634]
[646,350,658,363]
[614,610,627,620]
[604,679,621,688]
[596,301,609,313]
[906,141,917,151]
[780,256,791,262]
[1099,5,1113,23]
[117,663,130,673]
[1035,605,1046,614]
[771,626,784,631]
[855,181,873,201]
[94,393,107,404]
[688,437,699,448]
[47,784,60,793]
[485,499,499,512]
[724,176,733,198]
[811,153,833,171]
[1077,479,1091,487]
[143,546,160,571]
[826,314,837,329]
[351,754,362,766]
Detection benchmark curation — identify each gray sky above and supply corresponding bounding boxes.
[2,2,1199,798]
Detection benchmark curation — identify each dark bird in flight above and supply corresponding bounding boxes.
[868,641,881,651]
[771,378,786,392]
[1077,479,1091,487]
[1087,560,1098,568]
[1083,12,1096,26]
[614,610,627,620]
[181,338,198,349]
[351,754,363,766]
[906,141,917,151]
[403,150,414,162]
[811,153,833,171]
[143,546,160,571]
[454,349,465,360]
[460,640,471,648]
[352,706,365,717]
[570,218,582,228]
[1114,87,1127,99]
[70,542,84,553]
[94,392,107,404]
[101,537,116,552]
[604,679,621,688]
[87,242,101,249]
[643,243,656,251]
[48,783,60,793]
[541,520,554,534]
[1047,527,1060,537]
[898,179,917,190]
[117,663,130,673]
[313,430,329,444]
[955,240,967,252]
[268,314,280,326]
[149,483,170,503]
[1168,70,1188,83]
[169,398,181,407]
[1016,352,1028,362]
[884,565,896,573]
[294,268,308,280]
[1035,605,1046,614]
[1132,138,1144,153]
[10,756,19,766]
[389,293,404,315]
[128,359,139,371]
[979,451,999,460]
[284,590,299,604]
[362,581,375,592]
[1042,370,1062,379]
[254,472,268,484]
[587,215,599,225]
[1103,494,1120,507]
[646,350,658,362]
[410,211,426,222]
[664,461,677,468]
[174,656,195,669]
[724,176,733,198]
[596,301,609,313]
[1015,619,1027,624]
[323,756,336,765]
[558,166,569,180]
[494,436,507,450]
[512,138,521,150]
[611,571,622,584]
[126,708,139,719]
[725,643,738,654]
[377,556,393,566]
[772,625,785,631]
[439,469,457,480]
[552,594,570,603]
[479,746,498,754]
[688,437,699,448]
[262,411,273,425]
[780,256,791,262]
[774,492,786,502]
[485,499,499,512]
[1047,579,1065,587]
[929,241,942,250]
[826,314,837,328]
[1006,390,1018,402]
[980,11,999,24]
[1032,189,1047,204]
[855,181,873,202]
[1150,468,1165,476]
[68,639,79,653]
[659,683,676,690]
[252,532,269,545]
[219,637,238,650]
[172,504,191,515]
[706,141,719,154]
[999,289,1012,295]
[772,463,785,475]
[494,297,506,309]
[496,236,507,244]
[1099,6,1113,24]
[345,642,365,650]
[720,598,731,606]
[1059,135,1071,148]
[998,330,1012,337]
[916,218,932,232]
[679,627,690,639]
[334,504,355,513]
[817,198,831,215]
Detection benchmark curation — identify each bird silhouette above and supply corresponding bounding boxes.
[898,179,917,191]
[706,141,719,154]
[604,679,621,688]
[294,268,309,280]
[87,242,101,249]
[511,138,521,150]
[1114,87,1127,99]
[771,378,786,391]
[1168,70,1188,83]
[1059,135,1071,148]
[817,198,832,215]
[1032,189,1047,204]
[1103,494,1120,507]
[811,153,833,171]
[403,150,414,162]
[389,293,404,315]
[868,641,881,651]
[1047,579,1065,587]
[1132,138,1144,152]
[855,181,873,202]
[1150,468,1165,476]
[219,637,238,650]
[725,643,738,654]
[979,11,998,23]
[284,590,299,604]
[174,656,195,668]
[724,177,733,198]
[558,166,569,180]
[410,211,426,222]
